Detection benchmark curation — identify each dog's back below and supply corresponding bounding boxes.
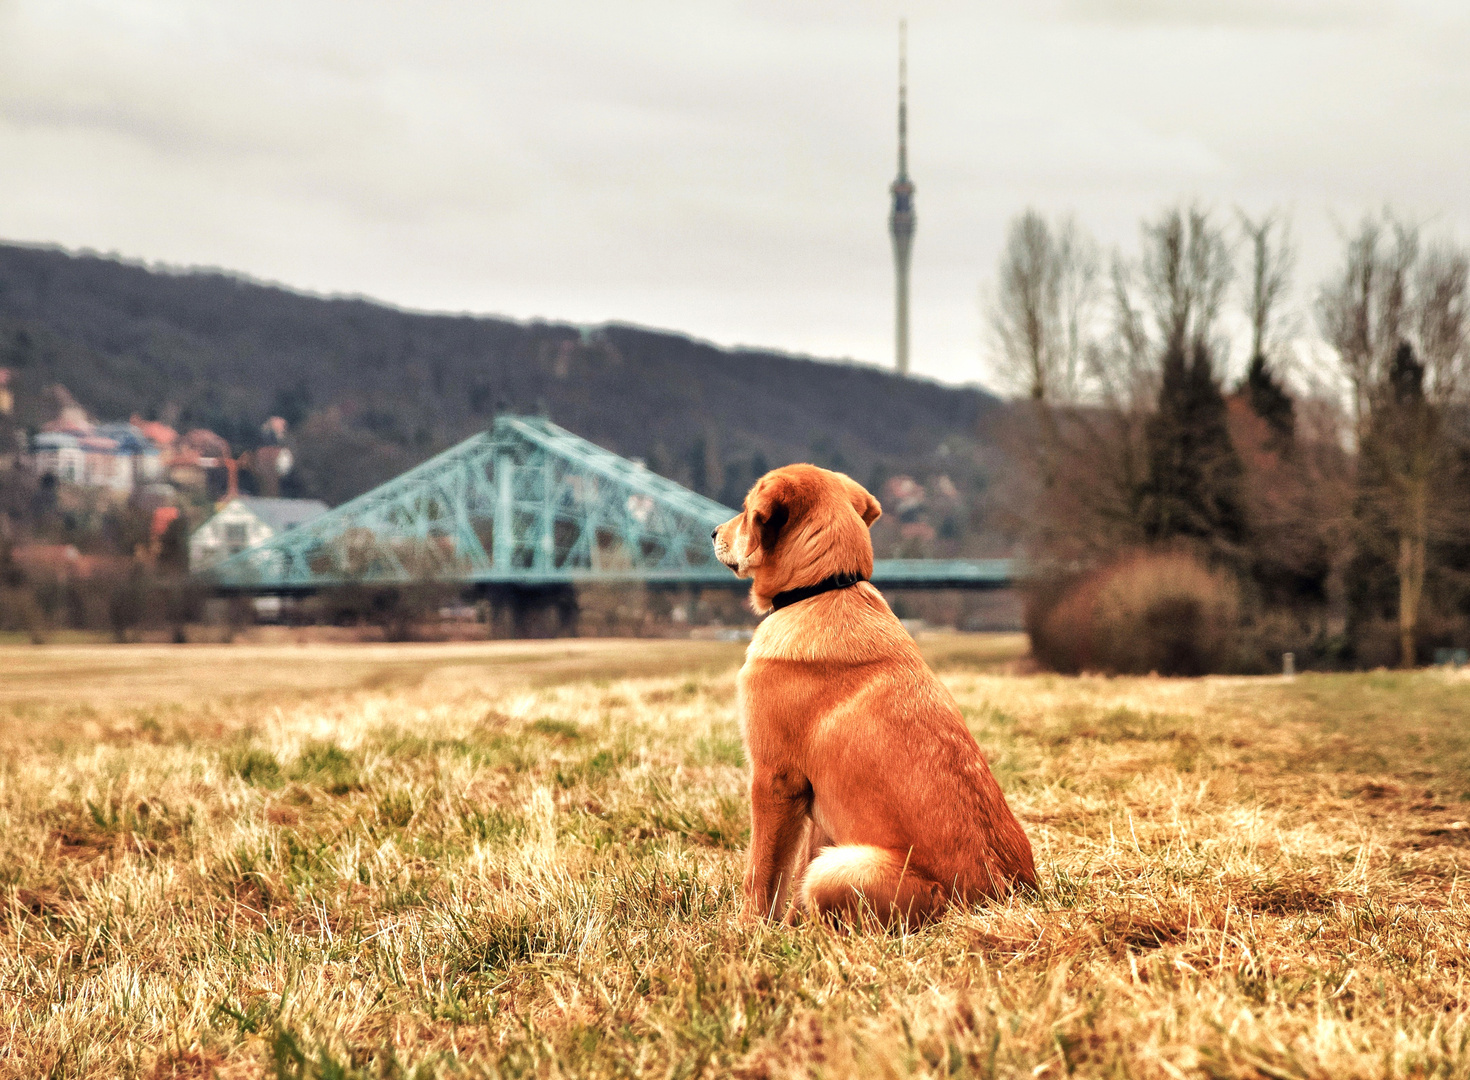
[742,583,1036,913]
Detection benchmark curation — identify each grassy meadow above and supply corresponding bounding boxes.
[1,635,1469,1079]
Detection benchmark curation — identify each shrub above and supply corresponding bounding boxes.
[1024,571,1091,675]
[1028,551,1240,675]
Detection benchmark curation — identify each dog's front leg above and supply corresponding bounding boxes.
[743,769,811,922]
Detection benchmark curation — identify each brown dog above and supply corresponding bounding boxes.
[713,464,1036,926]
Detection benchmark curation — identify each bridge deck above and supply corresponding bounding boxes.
[215,558,1015,593]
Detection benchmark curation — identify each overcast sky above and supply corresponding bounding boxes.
[2,0,1468,389]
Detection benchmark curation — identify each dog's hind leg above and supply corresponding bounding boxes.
[799,845,945,929]
[774,818,836,924]
[773,817,820,921]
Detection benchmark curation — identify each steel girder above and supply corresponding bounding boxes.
[205,416,741,590]
[870,559,1013,589]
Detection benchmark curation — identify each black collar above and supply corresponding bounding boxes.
[770,571,867,611]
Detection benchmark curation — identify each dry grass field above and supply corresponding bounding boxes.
[2,635,1469,1079]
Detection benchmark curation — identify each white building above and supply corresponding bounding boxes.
[189,496,329,570]
[95,423,164,485]
[32,431,87,484]
[32,422,163,494]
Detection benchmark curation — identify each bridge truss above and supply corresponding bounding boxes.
[204,415,1014,594]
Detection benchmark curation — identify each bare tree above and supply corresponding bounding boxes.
[1056,220,1102,401]
[1077,256,1156,539]
[1092,255,1157,411]
[1236,212,1298,445]
[1316,214,1419,437]
[1319,213,1470,666]
[1239,212,1295,365]
[988,209,1102,536]
[1359,343,1440,669]
[1139,205,1234,357]
[1414,240,1470,400]
[991,211,1055,403]
[989,210,1100,405]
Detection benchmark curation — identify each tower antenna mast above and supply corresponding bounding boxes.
[889,19,916,376]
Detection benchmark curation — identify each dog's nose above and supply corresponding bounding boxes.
[710,527,719,540]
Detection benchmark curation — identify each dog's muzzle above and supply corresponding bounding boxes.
[712,527,738,571]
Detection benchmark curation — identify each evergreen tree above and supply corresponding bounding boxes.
[1350,341,1440,665]
[1242,353,1295,448]
[1140,341,1247,556]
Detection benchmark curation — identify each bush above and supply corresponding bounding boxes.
[1028,551,1240,675]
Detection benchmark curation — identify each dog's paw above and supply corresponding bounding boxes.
[738,897,768,923]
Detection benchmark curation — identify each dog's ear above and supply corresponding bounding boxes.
[840,476,882,527]
[739,476,794,567]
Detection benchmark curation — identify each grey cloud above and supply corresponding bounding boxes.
[1060,0,1383,27]
[0,0,1467,386]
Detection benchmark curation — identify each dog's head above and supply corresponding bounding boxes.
[712,463,882,613]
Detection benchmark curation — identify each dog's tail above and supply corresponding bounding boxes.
[800,845,945,929]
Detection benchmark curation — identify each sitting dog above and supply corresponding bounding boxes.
[712,464,1036,926]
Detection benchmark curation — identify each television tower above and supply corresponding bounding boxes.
[889,20,915,376]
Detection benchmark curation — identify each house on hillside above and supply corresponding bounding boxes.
[31,390,166,494]
[132,416,178,455]
[32,430,87,484]
[189,496,328,570]
[34,426,161,494]
[169,428,233,490]
[95,423,163,484]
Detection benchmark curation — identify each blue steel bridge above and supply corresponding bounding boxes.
[204,416,1014,603]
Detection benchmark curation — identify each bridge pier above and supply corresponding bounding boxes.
[478,584,579,639]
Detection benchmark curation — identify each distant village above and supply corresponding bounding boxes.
[0,367,326,584]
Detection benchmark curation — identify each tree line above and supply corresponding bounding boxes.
[991,205,1470,672]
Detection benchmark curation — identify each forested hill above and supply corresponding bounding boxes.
[0,243,1004,536]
